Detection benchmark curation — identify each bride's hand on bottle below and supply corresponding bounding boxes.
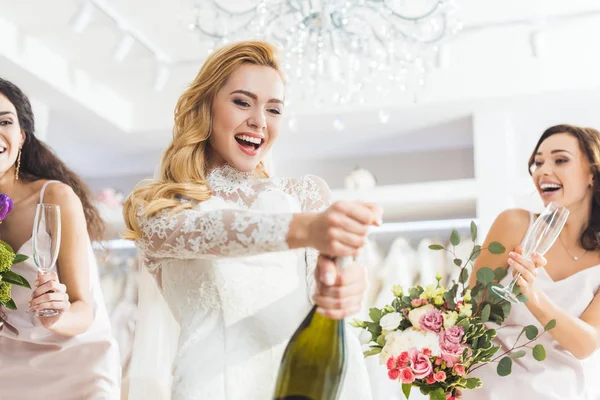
[288,201,383,256]
[312,255,367,319]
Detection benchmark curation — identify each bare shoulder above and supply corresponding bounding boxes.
[41,181,82,210]
[486,208,531,247]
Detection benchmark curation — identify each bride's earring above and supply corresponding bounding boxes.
[14,148,22,181]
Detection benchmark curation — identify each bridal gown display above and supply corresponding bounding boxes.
[132,165,372,400]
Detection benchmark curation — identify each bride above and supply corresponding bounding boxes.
[122,41,381,400]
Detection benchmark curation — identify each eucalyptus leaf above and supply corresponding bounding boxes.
[533,344,546,361]
[494,267,508,282]
[470,221,477,242]
[488,242,506,254]
[544,319,556,331]
[525,325,539,340]
[450,229,460,246]
[497,356,512,376]
[429,244,444,251]
[476,268,495,285]
[511,350,526,359]
[454,258,462,267]
[470,245,482,261]
[481,304,491,322]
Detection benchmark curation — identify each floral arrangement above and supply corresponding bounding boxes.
[0,194,30,310]
[352,222,555,400]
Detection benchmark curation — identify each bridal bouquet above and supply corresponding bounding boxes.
[0,194,31,310]
[352,222,555,400]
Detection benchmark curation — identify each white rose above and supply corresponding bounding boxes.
[408,304,435,329]
[379,312,403,331]
[359,329,372,345]
[379,328,441,364]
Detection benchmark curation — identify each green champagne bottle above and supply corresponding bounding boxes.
[273,257,351,400]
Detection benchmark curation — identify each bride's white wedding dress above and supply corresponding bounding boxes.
[131,165,372,400]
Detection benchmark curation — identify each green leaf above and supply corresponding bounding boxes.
[430,388,446,400]
[12,254,28,264]
[511,350,527,359]
[494,267,508,282]
[470,245,482,261]
[488,242,506,254]
[454,258,462,267]
[402,383,411,399]
[516,294,529,303]
[0,240,14,253]
[525,325,539,340]
[459,268,469,284]
[481,304,491,322]
[1,270,31,289]
[3,298,17,310]
[544,319,556,331]
[470,221,477,242]
[533,344,546,361]
[466,377,483,389]
[450,229,460,246]
[376,334,386,347]
[476,267,495,285]
[363,347,382,357]
[497,356,512,376]
[369,308,383,323]
[429,244,444,251]
[500,301,512,319]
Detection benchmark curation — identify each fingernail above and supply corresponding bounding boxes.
[324,272,335,286]
[509,252,516,257]
[316,307,326,315]
[508,259,514,264]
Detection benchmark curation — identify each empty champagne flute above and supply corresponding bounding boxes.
[27,204,61,317]
[491,202,569,303]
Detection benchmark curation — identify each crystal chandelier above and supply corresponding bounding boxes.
[186,0,461,110]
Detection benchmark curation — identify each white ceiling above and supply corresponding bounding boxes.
[2,0,600,180]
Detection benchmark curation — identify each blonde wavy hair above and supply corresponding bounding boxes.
[122,41,283,241]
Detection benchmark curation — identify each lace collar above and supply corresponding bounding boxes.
[207,164,256,191]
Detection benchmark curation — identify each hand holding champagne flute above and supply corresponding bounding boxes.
[27,204,61,317]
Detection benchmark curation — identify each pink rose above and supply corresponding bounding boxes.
[435,357,443,366]
[411,298,425,307]
[397,352,410,369]
[439,326,466,367]
[453,364,466,376]
[441,326,465,345]
[426,374,436,385]
[400,367,415,384]
[409,349,433,379]
[434,371,447,382]
[422,348,432,357]
[388,368,400,380]
[420,309,444,332]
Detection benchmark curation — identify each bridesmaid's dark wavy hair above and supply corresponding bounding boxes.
[528,124,600,251]
[0,78,104,240]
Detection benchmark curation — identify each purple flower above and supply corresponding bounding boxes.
[0,194,13,222]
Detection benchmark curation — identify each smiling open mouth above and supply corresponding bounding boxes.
[235,134,264,150]
[540,183,562,193]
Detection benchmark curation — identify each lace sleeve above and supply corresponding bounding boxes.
[297,175,331,302]
[136,207,293,261]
